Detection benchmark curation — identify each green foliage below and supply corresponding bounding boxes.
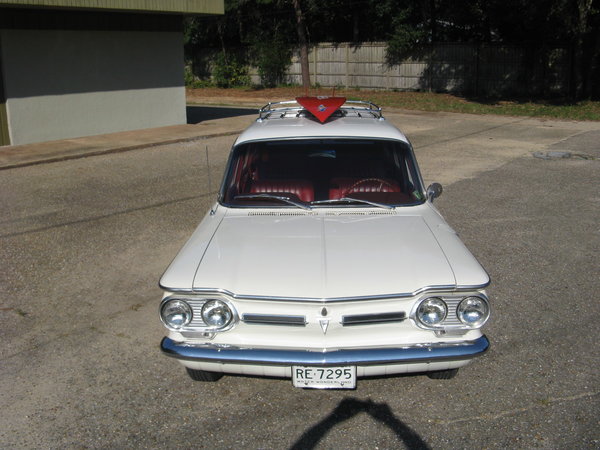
[212,53,251,88]
[252,39,292,88]
[385,24,425,66]
[184,65,214,88]
[372,2,425,66]
[184,65,202,88]
[184,64,196,86]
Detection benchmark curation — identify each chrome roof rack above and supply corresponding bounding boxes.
[258,99,383,121]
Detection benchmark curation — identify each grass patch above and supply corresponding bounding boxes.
[357,91,600,121]
[186,87,600,121]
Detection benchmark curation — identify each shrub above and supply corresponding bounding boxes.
[212,53,251,88]
[184,64,214,88]
[184,64,196,86]
[252,39,292,88]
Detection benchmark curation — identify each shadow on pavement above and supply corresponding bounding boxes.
[290,397,430,449]
[186,105,256,124]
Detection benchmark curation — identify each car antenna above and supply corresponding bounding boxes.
[205,145,218,216]
[205,144,212,194]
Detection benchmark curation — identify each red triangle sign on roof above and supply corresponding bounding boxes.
[296,96,346,123]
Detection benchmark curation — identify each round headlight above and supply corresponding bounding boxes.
[201,300,233,328]
[457,296,490,327]
[161,299,192,329]
[417,297,447,326]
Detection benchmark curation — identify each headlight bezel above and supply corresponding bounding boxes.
[159,295,238,332]
[411,293,490,330]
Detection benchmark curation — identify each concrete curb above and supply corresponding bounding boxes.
[0,129,243,171]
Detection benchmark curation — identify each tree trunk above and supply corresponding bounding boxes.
[589,29,600,99]
[581,6,600,98]
[292,0,311,91]
[572,0,594,99]
[429,0,437,42]
[217,19,227,62]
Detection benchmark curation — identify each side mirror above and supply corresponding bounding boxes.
[427,183,443,202]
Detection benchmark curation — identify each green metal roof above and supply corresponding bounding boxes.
[0,0,223,15]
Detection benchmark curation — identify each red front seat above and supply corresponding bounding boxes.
[250,179,314,202]
[329,178,400,200]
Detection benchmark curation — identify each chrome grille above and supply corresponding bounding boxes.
[188,299,209,327]
[342,312,406,326]
[242,314,306,326]
[324,210,397,216]
[248,211,316,216]
[441,297,462,326]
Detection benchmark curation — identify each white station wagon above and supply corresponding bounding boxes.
[159,97,490,389]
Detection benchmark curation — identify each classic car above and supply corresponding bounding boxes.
[159,97,490,389]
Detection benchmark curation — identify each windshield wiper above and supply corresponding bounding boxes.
[234,194,312,210]
[311,197,393,209]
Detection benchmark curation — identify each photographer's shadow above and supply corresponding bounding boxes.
[290,397,431,450]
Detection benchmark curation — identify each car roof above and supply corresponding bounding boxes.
[234,99,410,146]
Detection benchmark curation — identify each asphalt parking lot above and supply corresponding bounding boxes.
[1,109,598,449]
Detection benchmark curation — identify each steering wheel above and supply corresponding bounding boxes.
[342,178,397,197]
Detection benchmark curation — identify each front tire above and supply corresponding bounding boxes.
[186,368,224,382]
[426,368,459,379]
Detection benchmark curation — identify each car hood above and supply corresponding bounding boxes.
[191,211,485,299]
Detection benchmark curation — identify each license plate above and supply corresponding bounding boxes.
[292,366,356,389]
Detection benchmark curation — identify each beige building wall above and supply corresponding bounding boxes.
[1,29,186,145]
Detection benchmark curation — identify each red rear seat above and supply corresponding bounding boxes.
[250,179,314,202]
[329,178,400,199]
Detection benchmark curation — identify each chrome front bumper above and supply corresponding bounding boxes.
[161,335,489,366]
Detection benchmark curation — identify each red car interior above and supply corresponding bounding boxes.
[329,177,401,200]
[249,179,315,202]
[226,140,419,205]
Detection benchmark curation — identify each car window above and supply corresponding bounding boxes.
[221,138,424,207]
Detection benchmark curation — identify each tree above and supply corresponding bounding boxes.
[184,0,600,99]
[292,0,311,90]
[566,0,600,98]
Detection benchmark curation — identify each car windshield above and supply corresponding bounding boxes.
[221,138,425,208]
